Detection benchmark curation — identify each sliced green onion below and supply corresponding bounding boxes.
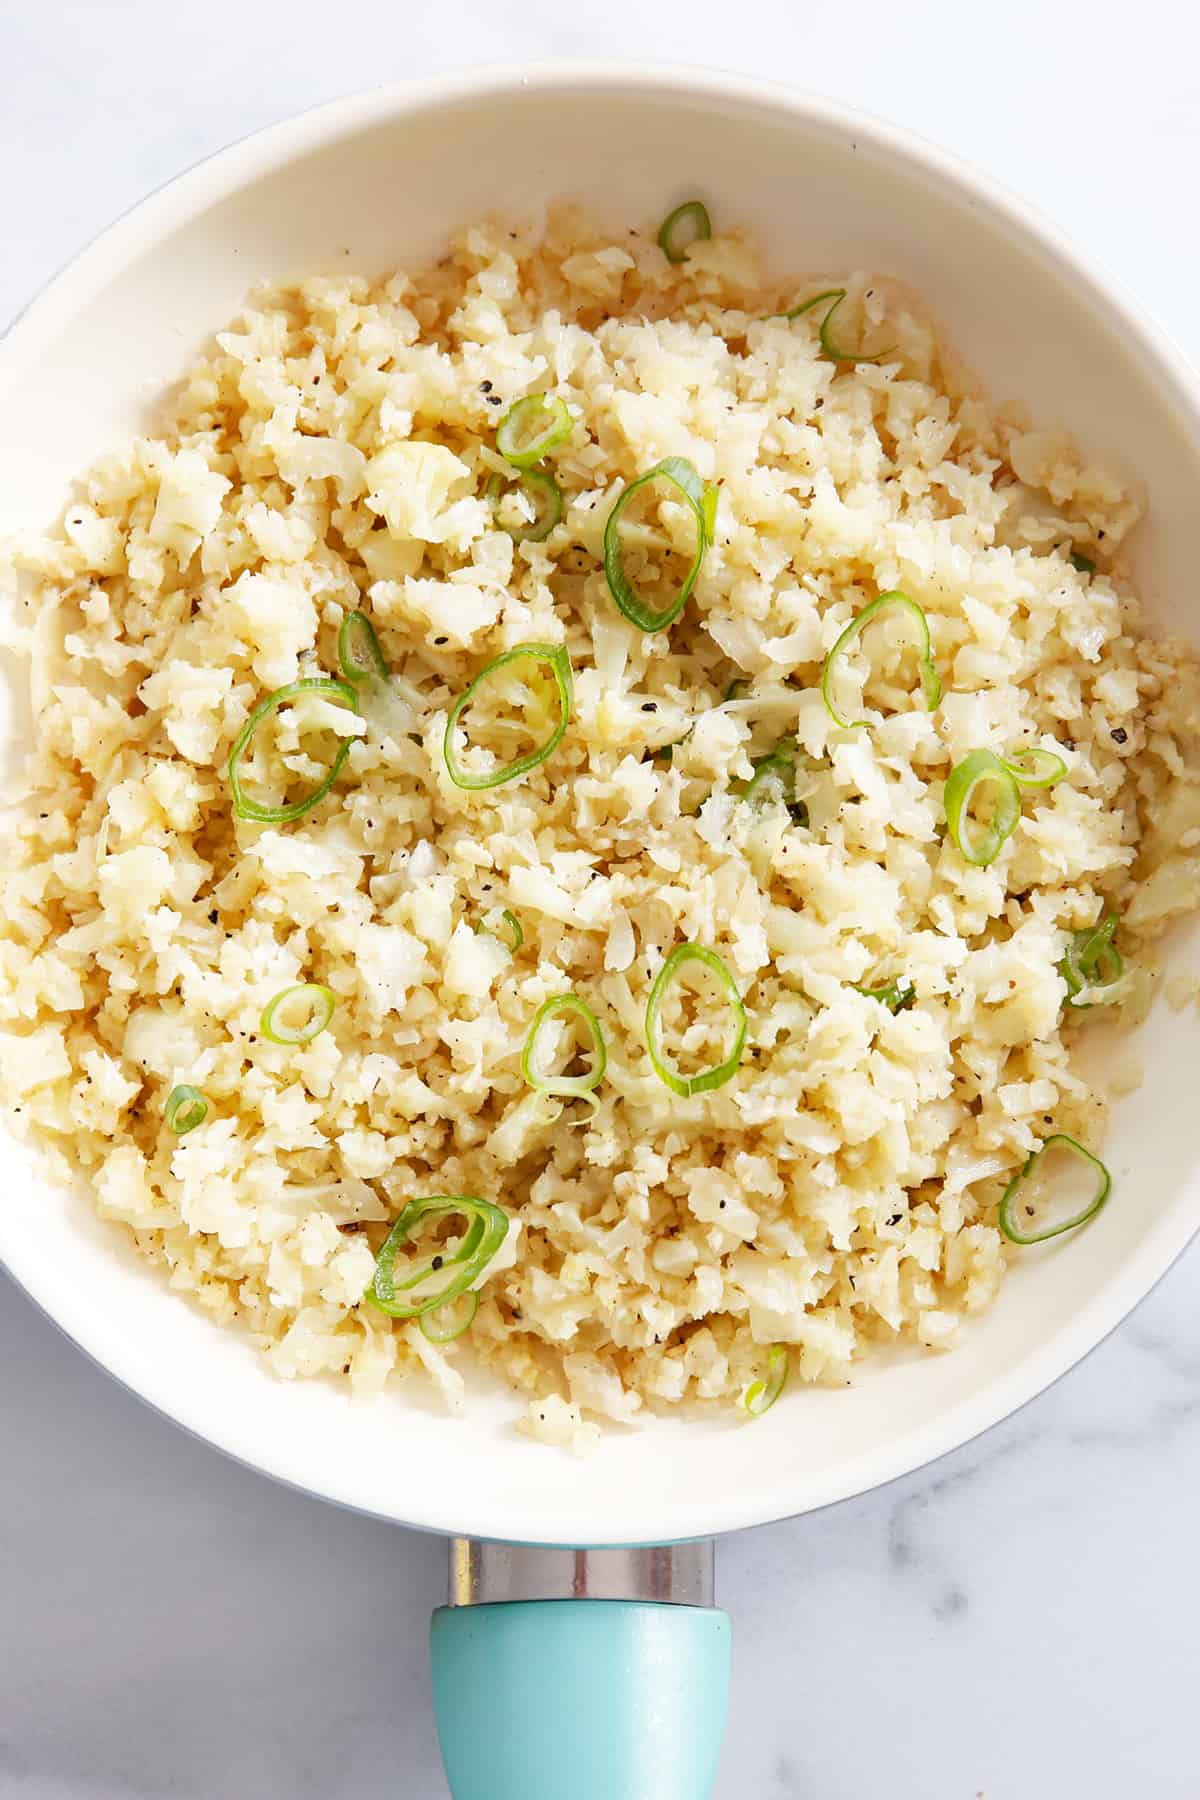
[260,982,336,1047]
[1060,912,1124,1008]
[821,591,941,731]
[724,678,748,702]
[443,643,573,791]
[486,469,563,544]
[943,750,1021,867]
[603,456,709,633]
[1069,551,1096,574]
[522,992,607,1097]
[335,611,412,741]
[702,485,719,547]
[228,678,359,824]
[418,1289,480,1344]
[739,740,808,827]
[368,1195,509,1319]
[496,393,573,469]
[783,288,893,363]
[476,907,524,953]
[338,609,389,685]
[741,1345,788,1418]
[999,747,1068,789]
[165,1084,208,1135]
[645,943,747,1098]
[998,1134,1112,1245]
[853,977,915,1013]
[657,199,712,264]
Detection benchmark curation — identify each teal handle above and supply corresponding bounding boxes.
[431,1599,731,1800]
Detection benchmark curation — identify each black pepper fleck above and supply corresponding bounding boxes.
[480,380,493,393]
[432,1254,444,1271]
[640,701,657,713]
[1111,727,1128,745]
[487,395,502,406]
[433,636,448,647]
[208,909,219,924]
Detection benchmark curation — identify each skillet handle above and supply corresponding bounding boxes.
[430,1539,730,1800]
[430,1598,730,1800]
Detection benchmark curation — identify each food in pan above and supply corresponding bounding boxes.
[4,201,1198,1451]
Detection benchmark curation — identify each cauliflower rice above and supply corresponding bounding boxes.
[4,204,1200,1452]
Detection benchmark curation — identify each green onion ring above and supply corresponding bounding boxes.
[1060,913,1124,1008]
[603,456,709,634]
[821,591,941,731]
[657,199,712,263]
[742,1345,788,1418]
[998,1134,1112,1245]
[165,1084,208,1135]
[943,750,1022,867]
[418,1289,480,1344]
[338,609,389,685]
[853,977,915,1013]
[368,1195,509,1320]
[486,469,563,544]
[260,982,337,1047]
[228,677,359,824]
[521,992,607,1098]
[739,741,808,827]
[999,747,1068,789]
[443,643,573,791]
[783,287,894,363]
[476,907,524,953]
[645,943,747,1098]
[496,394,573,470]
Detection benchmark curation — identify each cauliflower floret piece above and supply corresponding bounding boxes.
[138,662,235,765]
[364,442,488,549]
[149,448,231,556]
[442,921,508,998]
[223,570,319,688]
[98,846,172,931]
[519,1393,601,1456]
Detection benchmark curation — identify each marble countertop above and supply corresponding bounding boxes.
[4,5,1200,1795]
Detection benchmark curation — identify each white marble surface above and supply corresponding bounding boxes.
[4,5,1200,1795]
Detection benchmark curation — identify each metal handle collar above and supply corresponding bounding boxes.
[448,1539,715,1608]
